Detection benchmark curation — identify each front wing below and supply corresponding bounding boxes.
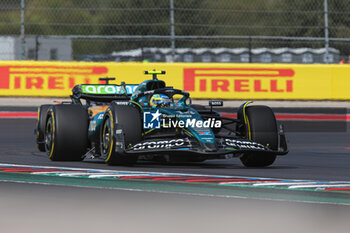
[116,135,288,156]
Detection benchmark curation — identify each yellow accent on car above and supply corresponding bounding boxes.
[182,128,194,137]
[144,129,155,135]
[105,109,114,163]
[48,109,55,159]
[129,100,142,110]
[246,117,251,140]
[37,107,40,121]
[144,70,165,75]
[242,101,253,140]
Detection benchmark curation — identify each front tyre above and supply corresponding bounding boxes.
[101,104,142,165]
[239,105,278,167]
[45,105,88,161]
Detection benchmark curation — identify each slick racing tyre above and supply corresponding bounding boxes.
[101,104,142,165]
[45,104,88,161]
[36,104,51,152]
[239,105,278,167]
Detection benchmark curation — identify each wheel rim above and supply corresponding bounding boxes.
[102,117,112,157]
[45,117,53,152]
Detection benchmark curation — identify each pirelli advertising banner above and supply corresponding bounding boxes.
[1,61,350,99]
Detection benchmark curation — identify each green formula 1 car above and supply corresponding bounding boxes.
[35,70,288,167]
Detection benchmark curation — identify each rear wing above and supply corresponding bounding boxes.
[71,84,138,102]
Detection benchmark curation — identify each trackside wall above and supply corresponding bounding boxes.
[1,61,350,100]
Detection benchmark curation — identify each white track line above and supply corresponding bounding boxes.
[289,184,350,189]
[253,181,350,187]
[253,182,316,186]
[2,162,350,192]
[0,179,349,206]
[87,173,164,178]
[0,162,296,180]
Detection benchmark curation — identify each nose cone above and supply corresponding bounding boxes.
[202,142,218,152]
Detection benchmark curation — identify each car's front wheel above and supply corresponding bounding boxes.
[238,105,278,167]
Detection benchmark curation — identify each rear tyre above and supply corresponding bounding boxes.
[100,104,141,165]
[239,106,278,167]
[45,104,88,161]
[36,105,51,152]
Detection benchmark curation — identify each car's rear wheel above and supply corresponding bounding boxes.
[36,104,51,152]
[100,104,142,165]
[45,104,88,161]
[239,105,278,167]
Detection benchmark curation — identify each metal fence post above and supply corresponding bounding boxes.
[20,0,25,60]
[248,36,252,63]
[170,0,175,62]
[324,0,329,63]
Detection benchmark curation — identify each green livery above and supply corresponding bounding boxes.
[35,71,288,167]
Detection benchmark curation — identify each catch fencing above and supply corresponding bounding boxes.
[0,0,349,63]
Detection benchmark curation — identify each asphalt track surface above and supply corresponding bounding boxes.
[1,117,350,232]
[1,118,349,181]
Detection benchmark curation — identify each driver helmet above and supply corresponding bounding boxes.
[150,94,171,107]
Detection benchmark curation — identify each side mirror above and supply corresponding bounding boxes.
[209,100,223,112]
[209,100,223,107]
